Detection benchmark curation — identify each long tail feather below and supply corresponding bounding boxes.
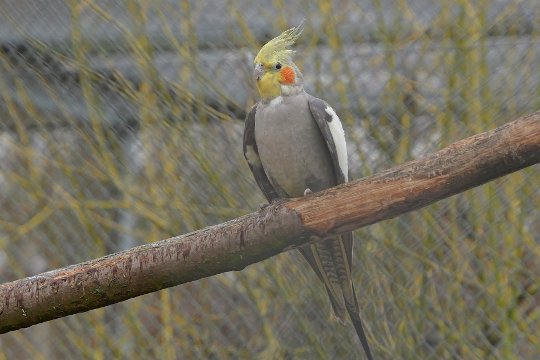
[332,234,374,360]
[298,242,347,321]
[347,301,374,360]
[299,234,373,359]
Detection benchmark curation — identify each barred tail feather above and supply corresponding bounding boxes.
[298,241,347,321]
[298,236,373,359]
[332,234,374,360]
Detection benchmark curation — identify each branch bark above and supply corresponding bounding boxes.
[1,111,539,333]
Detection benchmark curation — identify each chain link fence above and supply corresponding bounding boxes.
[0,0,539,358]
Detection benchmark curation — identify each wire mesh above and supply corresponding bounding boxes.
[0,0,539,359]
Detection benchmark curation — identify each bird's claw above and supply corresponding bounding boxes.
[260,198,282,209]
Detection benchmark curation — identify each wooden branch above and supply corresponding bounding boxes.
[1,111,539,333]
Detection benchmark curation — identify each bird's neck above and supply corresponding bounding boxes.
[261,84,304,103]
[280,83,303,97]
[261,84,303,103]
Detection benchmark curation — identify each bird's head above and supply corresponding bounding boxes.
[253,24,304,101]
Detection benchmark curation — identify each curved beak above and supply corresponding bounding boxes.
[253,63,264,83]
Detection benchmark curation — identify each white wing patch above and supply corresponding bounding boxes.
[324,105,348,182]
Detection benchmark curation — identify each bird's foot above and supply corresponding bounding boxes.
[303,188,313,196]
[260,198,280,209]
[260,198,284,209]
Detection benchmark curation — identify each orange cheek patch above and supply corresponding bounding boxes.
[280,66,296,84]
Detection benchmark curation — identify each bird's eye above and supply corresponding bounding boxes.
[275,63,282,70]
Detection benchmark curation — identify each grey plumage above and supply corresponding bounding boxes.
[255,92,335,197]
[243,90,373,360]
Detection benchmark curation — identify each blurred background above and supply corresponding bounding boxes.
[0,0,539,359]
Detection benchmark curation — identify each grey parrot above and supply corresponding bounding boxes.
[242,25,373,360]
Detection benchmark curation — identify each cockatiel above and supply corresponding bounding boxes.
[243,25,373,359]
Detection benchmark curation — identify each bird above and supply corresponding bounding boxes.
[242,24,373,360]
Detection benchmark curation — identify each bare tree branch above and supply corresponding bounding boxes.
[1,111,539,333]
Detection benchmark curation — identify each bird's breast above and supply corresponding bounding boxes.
[254,94,335,197]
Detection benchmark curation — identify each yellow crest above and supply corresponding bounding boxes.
[254,23,304,64]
